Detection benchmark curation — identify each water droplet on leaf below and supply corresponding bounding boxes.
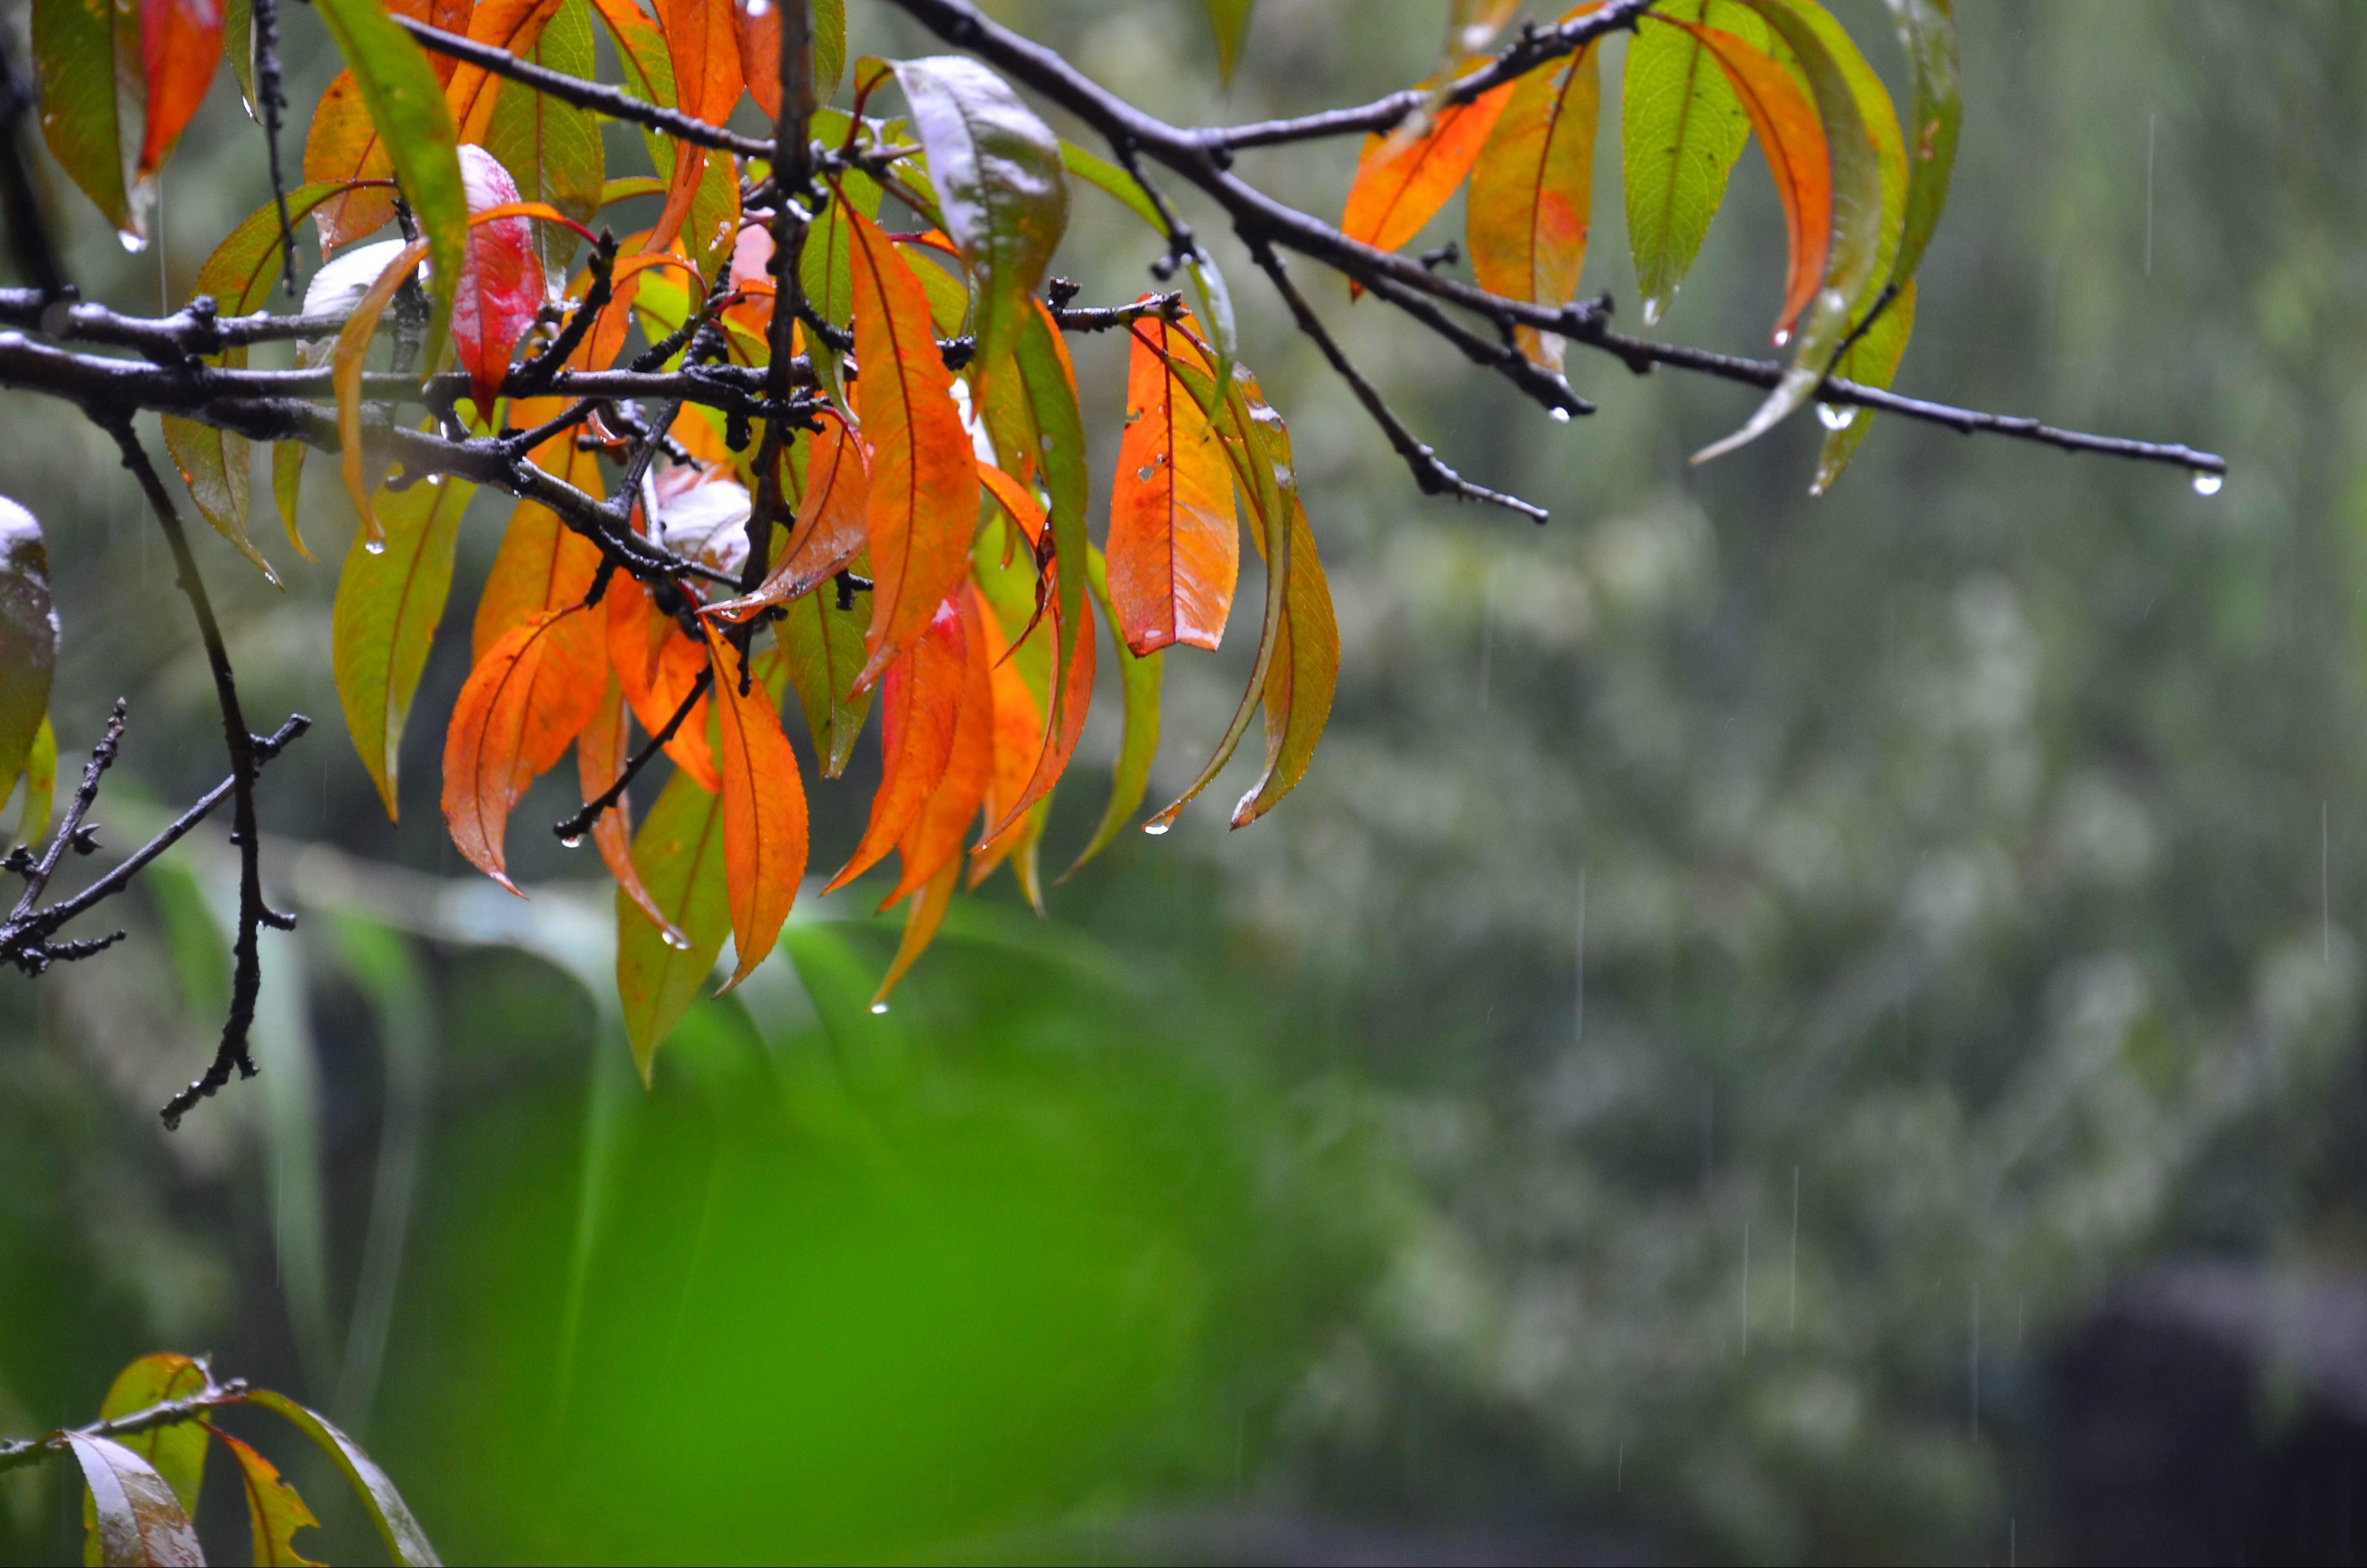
[869,1000,890,1015]
[2191,470,2223,496]
[1142,819,1172,837]
[117,229,148,255]
[1641,295,1667,327]
[660,929,693,951]
[1817,403,1857,431]
[361,536,387,556]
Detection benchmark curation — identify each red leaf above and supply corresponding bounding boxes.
[839,191,977,688]
[578,673,689,946]
[883,588,996,906]
[703,624,807,984]
[1107,315,1238,655]
[453,145,546,417]
[824,593,962,891]
[1341,78,1516,268]
[442,607,594,892]
[137,0,224,180]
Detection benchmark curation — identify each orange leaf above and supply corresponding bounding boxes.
[211,1429,324,1568]
[1341,77,1516,267]
[136,0,223,180]
[976,569,1094,852]
[659,0,743,123]
[303,74,395,251]
[443,607,596,891]
[474,430,605,659]
[706,409,870,622]
[1669,18,1831,339]
[606,579,720,792]
[824,593,962,891]
[840,192,977,688]
[702,624,808,984]
[972,583,1042,874]
[732,0,778,120]
[974,460,1045,550]
[884,589,996,906]
[1467,24,1601,371]
[447,0,568,146]
[578,673,689,945]
[1107,315,1237,655]
[872,854,958,1012]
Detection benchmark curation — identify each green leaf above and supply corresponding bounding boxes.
[1692,1,1886,465]
[778,568,875,778]
[1813,276,1914,495]
[1205,0,1254,84]
[11,717,56,847]
[92,1356,210,1517]
[890,56,1070,386]
[164,183,358,584]
[311,0,468,359]
[1620,0,1767,326]
[1064,544,1162,878]
[243,1390,441,1566]
[224,0,255,120]
[0,498,58,805]
[273,441,306,550]
[1883,0,1959,290]
[1011,302,1089,763]
[30,0,135,233]
[1182,248,1238,417]
[67,1435,202,1568]
[800,168,878,406]
[616,764,732,1080]
[333,474,475,820]
[1059,140,1164,231]
[485,0,605,281]
[814,0,848,100]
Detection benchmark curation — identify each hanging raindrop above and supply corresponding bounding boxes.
[2191,470,2224,496]
[869,1000,890,1015]
[1549,407,1572,425]
[1641,295,1667,327]
[361,537,387,556]
[117,230,148,255]
[559,832,584,849]
[1142,819,1173,837]
[659,929,693,951]
[1816,403,1856,431]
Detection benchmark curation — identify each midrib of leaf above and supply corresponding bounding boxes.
[858,215,929,639]
[641,792,723,1037]
[1645,16,1714,295]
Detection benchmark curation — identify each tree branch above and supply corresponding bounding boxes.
[552,668,713,845]
[0,1378,250,1475]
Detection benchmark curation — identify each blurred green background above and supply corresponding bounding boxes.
[5,0,2363,1561]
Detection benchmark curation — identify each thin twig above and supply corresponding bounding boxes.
[1250,242,1548,521]
[552,669,713,844]
[251,0,299,298]
[0,1380,251,1475]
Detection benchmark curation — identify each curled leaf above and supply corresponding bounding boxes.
[67,1435,202,1568]
[213,1428,326,1568]
[92,1355,209,1517]
[1884,0,1959,292]
[453,146,547,419]
[244,1389,441,1566]
[442,606,600,891]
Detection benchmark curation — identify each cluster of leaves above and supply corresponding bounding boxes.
[2,1353,436,1566]
[1328,0,1957,487]
[5,0,1979,1081]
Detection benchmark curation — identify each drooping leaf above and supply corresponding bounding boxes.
[659,0,741,123]
[890,56,1069,393]
[1445,0,1523,64]
[871,855,957,1010]
[707,409,868,620]
[578,674,689,944]
[302,72,395,249]
[135,0,224,182]
[799,168,879,405]
[681,128,742,289]
[1107,313,1236,655]
[1884,0,1958,292]
[213,1429,325,1568]
[331,236,431,547]
[452,145,546,417]
[607,582,719,791]
[1692,2,1884,463]
[1620,0,1767,326]
[333,473,474,820]
[442,606,599,890]
[1340,75,1514,267]
[1814,276,1914,494]
[1235,491,1337,827]
[11,718,57,847]
[1058,139,1164,232]
[164,182,356,579]
[1063,545,1162,878]
[1009,301,1091,739]
[32,0,135,233]
[1667,20,1829,340]
[311,0,468,352]
[484,0,604,278]
[702,624,807,985]
[444,0,568,146]
[839,193,976,687]
[0,498,59,805]
[473,439,603,661]
[223,0,252,115]
[978,565,1092,853]
[1467,22,1601,371]
[244,1389,441,1567]
[589,0,678,177]
[1204,0,1253,84]
[91,1356,209,1517]
[883,587,995,905]
[66,1436,202,1568]
[826,593,962,890]
[615,763,730,1078]
[735,0,846,114]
